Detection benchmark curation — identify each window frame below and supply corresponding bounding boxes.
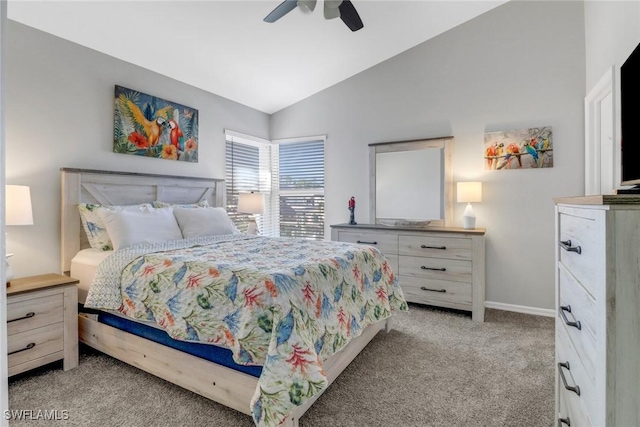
[225,130,326,239]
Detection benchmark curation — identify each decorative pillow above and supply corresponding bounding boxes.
[77,203,152,251]
[97,207,183,251]
[173,207,241,238]
[152,200,210,209]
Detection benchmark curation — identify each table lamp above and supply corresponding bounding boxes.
[5,185,34,285]
[457,182,482,229]
[237,192,264,235]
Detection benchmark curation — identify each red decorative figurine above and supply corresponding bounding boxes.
[348,196,357,225]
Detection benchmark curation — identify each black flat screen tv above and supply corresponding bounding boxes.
[621,42,640,186]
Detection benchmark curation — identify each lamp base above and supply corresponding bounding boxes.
[6,257,13,287]
[462,203,476,230]
[246,218,259,236]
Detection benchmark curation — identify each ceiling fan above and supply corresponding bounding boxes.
[264,0,364,32]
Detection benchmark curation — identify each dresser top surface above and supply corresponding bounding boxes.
[331,223,486,235]
[554,194,640,206]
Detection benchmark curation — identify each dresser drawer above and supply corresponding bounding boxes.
[399,235,472,260]
[337,231,398,255]
[399,256,472,283]
[556,323,596,426]
[7,294,64,336]
[558,209,604,299]
[559,381,591,427]
[558,264,597,380]
[399,275,472,307]
[8,322,64,369]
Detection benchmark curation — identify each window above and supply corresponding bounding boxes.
[225,133,275,235]
[278,140,324,240]
[225,131,325,239]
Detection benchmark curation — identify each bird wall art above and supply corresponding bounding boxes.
[484,126,553,170]
[114,85,199,162]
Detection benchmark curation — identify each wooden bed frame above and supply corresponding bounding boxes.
[61,168,392,427]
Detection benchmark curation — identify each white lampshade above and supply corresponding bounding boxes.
[237,192,265,215]
[298,0,316,14]
[6,185,34,226]
[457,182,482,204]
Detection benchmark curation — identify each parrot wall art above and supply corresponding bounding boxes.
[483,126,553,170]
[114,85,199,162]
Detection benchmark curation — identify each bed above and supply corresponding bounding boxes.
[61,168,406,427]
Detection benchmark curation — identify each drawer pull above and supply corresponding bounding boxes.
[559,240,582,255]
[8,342,35,356]
[558,417,571,427]
[420,245,447,250]
[558,362,581,396]
[420,287,446,293]
[420,266,447,271]
[559,305,582,330]
[356,240,377,245]
[7,312,35,323]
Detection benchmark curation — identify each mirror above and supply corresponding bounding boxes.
[369,137,453,227]
[585,66,619,195]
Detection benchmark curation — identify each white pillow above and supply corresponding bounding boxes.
[97,207,183,250]
[77,203,152,251]
[173,207,240,238]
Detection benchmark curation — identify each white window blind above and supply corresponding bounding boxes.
[279,140,325,240]
[225,134,278,236]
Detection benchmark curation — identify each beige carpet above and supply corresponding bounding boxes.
[8,306,555,426]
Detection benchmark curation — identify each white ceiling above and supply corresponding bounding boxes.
[8,1,507,114]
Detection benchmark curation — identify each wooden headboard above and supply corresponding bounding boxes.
[61,168,225,273]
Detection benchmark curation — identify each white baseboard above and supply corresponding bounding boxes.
[485,301,555,318]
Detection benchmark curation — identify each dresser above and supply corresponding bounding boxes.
[331,224,485,322]
[7,274,79,376]
[554,196,640,426]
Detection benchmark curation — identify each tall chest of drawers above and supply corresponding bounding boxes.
[331,224,485,322]
[554,196,640,426]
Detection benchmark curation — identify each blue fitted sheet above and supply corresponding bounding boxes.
[81,306,262,378]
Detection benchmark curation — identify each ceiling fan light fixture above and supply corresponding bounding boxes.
[324,1,341,20]
[297,0,317,14]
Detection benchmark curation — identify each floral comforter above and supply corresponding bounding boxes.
[85,235,407,426]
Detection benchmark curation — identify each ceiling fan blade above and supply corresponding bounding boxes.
[339,0,363,32]
[264,0,298,23]
[324,0,342,19]
[298,0,317,14]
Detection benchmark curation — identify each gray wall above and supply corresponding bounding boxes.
[271,1,586,310]
[584,1,640,92]
[5,21,270,277]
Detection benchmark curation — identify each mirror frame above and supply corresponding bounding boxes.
[369,136,454,227]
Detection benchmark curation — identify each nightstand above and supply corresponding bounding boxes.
[7,273,79,376]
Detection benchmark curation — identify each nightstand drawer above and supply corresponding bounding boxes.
[7,294,64,336]
[399,235,472,260]
[8,322,64,369]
